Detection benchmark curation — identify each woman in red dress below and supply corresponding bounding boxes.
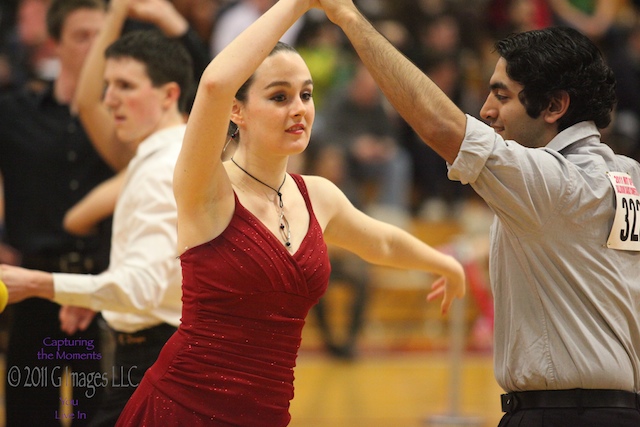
[116,0,466,425]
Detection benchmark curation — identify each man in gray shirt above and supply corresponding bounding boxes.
[318,1,640,426]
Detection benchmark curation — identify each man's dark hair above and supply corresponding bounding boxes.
[495,26,616,131]
[46,0,106,41]
[105,30,194,113]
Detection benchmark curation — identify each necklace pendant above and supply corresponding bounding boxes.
[230,157,292,250]
[280,214,292,250]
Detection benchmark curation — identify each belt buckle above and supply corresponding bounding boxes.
[501,393,519,413]
[59,252,94,273]
[117,333,147,346]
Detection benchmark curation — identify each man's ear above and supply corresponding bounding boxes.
[162,82,181,109]
[543,90,570,124]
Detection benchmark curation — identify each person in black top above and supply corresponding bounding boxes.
[0,0,209,425]
[0,1,118,425]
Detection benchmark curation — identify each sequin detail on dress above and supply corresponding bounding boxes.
[116,174,331,427]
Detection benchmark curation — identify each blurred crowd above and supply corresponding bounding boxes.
[3,0,640,221]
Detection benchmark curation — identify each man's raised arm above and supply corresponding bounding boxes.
[319,0,467,164]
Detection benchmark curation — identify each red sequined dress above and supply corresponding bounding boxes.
[116,174,331,426]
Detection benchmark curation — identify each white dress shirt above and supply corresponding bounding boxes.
[53,125,186,333]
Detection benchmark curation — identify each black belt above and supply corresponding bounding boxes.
[114,323,177,347]
[22,252,98,274]
[501,389,640,413]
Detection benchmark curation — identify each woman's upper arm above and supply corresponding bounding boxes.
[173,76,237,251]
[309,176,389,260]
[174,80,232,202]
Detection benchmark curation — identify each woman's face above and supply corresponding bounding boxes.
[235,51,315,157]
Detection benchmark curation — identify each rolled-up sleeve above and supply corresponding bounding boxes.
[448,115,497,184]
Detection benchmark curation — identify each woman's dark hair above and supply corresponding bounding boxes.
[228,41,300,140]
[495,26,616,131]
[105,30,194,113]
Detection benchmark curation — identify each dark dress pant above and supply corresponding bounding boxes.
[498,407,640,427]
[88,323,176,427]
[5,298,104,426]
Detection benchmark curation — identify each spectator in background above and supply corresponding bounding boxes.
[311,247,370,360]
[171,0,219,46]
[547,0,624,42]
[296,13,353,112]
[608,16,640,160]
[403,50,477,220]
[0,0,57,91]
[401,11,481,219]
[314,60,413,223]
[602,12,640,160]
[486,0,553,40]
[209,0,305,56]
[309,57,413,360]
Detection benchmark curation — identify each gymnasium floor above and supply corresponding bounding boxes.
[288,285,502,427]
[289,351,502,427]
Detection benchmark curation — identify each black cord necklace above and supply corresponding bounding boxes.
[231,157,291,250]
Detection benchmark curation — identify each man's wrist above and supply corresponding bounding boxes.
[34,271,55,300]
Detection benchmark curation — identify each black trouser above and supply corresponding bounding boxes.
[499,389,640,427]
[498,407,640,426]
[88,323,176,427]
[5,298,105,427]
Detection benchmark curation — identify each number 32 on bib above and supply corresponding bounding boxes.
[606,171,640,251]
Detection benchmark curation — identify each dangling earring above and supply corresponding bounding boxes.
[223,137,232,153]
[223,127,239,153]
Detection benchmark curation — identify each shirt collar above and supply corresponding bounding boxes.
[134,124,186,161]
[546,121,601,152]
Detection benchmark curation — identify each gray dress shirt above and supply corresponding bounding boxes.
[449,115,640,392]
